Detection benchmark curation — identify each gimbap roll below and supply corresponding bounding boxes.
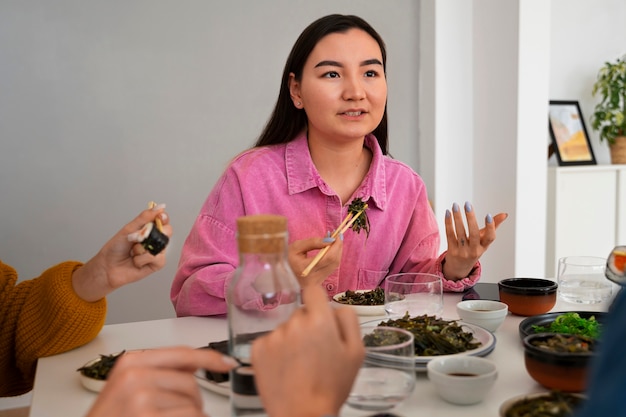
[137,221,169,256]
[606,246,626,285]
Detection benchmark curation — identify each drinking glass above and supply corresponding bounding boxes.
[557,256,613,304]
[384,272,443,318]
[346,326,416,411]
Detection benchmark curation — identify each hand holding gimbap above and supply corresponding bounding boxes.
[132,202,170,256]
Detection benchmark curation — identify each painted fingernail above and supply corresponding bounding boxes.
[323,236,336,243]
[159,212,168,223]
[453,203,460,213]
[339,232,344,241]
[445,209,451,219]
[127,231,142,242]
[222,355,239,367]
[486,213,493,224]
[464,201,472,212]
[152,203,166,211]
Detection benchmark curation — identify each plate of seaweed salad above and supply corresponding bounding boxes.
[363,314,496,370]
[518,311,606,340]
[332,288,386,316]
[77,351,126,393]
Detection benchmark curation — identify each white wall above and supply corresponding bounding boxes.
[0,1,419,324]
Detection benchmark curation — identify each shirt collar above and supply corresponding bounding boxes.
[285,133,387,211]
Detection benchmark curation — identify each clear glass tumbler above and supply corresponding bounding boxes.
[347,326,416,411]
[557,256,613,304]
[384,272,443,318]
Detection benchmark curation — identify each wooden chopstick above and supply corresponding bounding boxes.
[300,207,367,277]
[148,201,164,232]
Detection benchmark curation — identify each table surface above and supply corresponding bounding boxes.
[29,292,614,417]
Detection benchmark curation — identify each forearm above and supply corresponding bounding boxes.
[71,253,115,302]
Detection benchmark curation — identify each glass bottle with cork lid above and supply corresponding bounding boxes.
[227,214,301,416]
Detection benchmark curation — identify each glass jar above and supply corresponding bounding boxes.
[227,214,301,416]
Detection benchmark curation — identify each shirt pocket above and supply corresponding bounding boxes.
[357,268,389,289]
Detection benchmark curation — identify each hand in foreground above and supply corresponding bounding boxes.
[251,284,364,417]
[443,202,508,280]
[86,346,238,417]
[72,204,173,302]
[288,235,343,287]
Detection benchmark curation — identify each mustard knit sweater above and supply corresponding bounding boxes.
[0,260,107,396]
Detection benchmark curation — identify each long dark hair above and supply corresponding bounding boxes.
[254,14,389,155]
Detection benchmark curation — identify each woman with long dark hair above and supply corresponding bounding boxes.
[172,14,507,317]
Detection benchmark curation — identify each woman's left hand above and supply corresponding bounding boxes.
[443,202,507,280]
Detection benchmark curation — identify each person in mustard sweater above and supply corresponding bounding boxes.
[0,204,172,397]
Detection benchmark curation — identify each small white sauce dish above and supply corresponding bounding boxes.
[427,356,498,405]
[456,299,508,332]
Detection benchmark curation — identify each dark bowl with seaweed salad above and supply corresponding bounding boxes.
[499,391,586,417]
[518,311,606,341]
[523,332,595,392]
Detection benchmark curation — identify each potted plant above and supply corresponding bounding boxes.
[590,55,626,164]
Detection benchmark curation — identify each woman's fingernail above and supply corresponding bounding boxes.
[323,236,336,243]
[464,201,472,212]
[127,231,142,242]
[445,209,451,219]
[152,203,166,211]
[339,232,344,241]
[453,203,460,213]
[159,212,168,223]
[222,355,240,367]
[486,213,493,224]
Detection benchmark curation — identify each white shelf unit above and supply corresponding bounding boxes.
[546,165,626,277]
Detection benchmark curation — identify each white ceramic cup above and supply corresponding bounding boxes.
[456,300,509,332]
[427,356,498,405]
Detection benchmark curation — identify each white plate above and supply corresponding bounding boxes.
[361,318,497,371]
[78,350,146,393]
[195,369,230,397]
[332,290,386,316]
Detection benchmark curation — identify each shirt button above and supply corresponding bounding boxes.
[326,283,335,291]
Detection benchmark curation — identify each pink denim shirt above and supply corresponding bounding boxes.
[171,133,480,316]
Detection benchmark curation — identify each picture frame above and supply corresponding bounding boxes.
[548,100,596,166]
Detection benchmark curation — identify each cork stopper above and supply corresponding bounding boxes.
[237,215,287,254]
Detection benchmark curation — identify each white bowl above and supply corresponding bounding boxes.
[427,356,498,405]
[78,357,108,393]
[332,290,386,316]
[456,300,508,332]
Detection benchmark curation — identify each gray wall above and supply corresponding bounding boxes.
[0,1,419,324]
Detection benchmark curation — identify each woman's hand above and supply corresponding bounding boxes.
[72,204,173,302]
[443,202,507,280]
[288,235,342,287]
[251,284,364,417]
[86,346,237,417]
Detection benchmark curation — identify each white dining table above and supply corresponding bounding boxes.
[29,291,614,417]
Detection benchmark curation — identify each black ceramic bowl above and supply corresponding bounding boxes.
[498,278,557,316]
[523,333,595,392]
